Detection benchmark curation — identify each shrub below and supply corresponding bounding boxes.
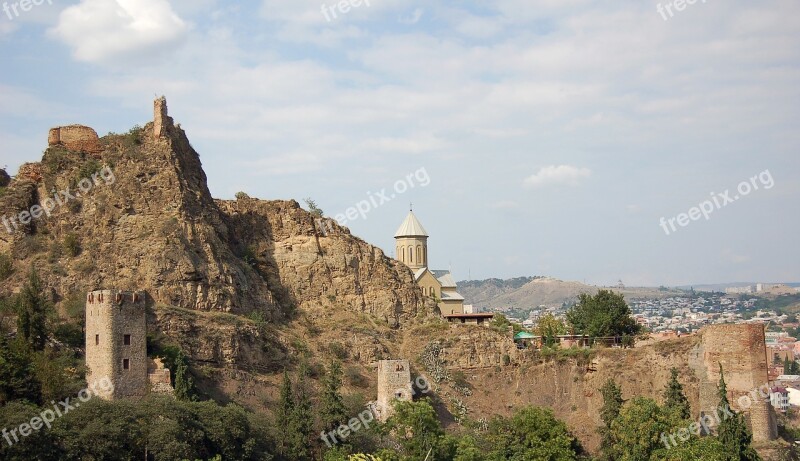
[328,341,349,360]
[76,160,102,184]
[235,191,250,200]
[0,253,12,281]
[121,125,143,149]
[63,233,81,257]
[345,365,368,388]
[67,200,82,214]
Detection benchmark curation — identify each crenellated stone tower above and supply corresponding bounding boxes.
[85,290,148,400]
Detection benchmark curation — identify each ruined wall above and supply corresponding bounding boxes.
[376,359,412,421]
[689,323,777,442]
[85,290,148,400]
[153,96,172,138]
[148,358,174,395]
[48,125,102,154]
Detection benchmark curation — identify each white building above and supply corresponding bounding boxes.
[770,387,790,413]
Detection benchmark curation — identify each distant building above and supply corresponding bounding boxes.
[770,387,790,413]
[726,286,754,294]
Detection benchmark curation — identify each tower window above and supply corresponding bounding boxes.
[409,247,413,262]
[123,334,131,345]
[123,359,130,370]
[95,335,99,346]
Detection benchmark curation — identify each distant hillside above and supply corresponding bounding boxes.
[458,277,684,312]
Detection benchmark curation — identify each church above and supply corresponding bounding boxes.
[394,210,494,325]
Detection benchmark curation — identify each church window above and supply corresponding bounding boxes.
[417,246,422,263]
[409,247,413,262]
[123,359,130,370]
[124,334,131,345]
[95,334,99,346]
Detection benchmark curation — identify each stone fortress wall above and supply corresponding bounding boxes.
[48,125,103,154]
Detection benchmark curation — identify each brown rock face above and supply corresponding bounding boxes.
[48,125,103,155]
[0,169,9,187]
[0,99,425,357]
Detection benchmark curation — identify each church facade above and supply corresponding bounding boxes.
[395,210,492,326]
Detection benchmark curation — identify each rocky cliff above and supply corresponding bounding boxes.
[0,100,426,370]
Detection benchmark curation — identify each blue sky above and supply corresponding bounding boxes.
[1,0,798,286]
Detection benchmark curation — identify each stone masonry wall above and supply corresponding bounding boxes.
[85,290,148,400]
[689,323,777,442]
[48,125,102,154]
[376,359,412,421]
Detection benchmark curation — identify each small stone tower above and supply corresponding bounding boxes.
[85,290,148,400]
[153,96,172,138]
[376,359,413,421]
[394,210,429,270]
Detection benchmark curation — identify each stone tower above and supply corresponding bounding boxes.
[375,359,413,421]
[394,210,429,270]
[85,290,148,400]
[153,96,172,138]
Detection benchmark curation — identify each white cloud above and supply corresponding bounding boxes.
[399,8,424,25]
[0,21,17,36]
[523,165,592,188]
[49,0,188,63]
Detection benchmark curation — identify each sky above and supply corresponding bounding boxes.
[1,0,798,287]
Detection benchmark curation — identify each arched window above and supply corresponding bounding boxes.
[417,246,422,263]
[399,246,404,262]
[409,247,413,262]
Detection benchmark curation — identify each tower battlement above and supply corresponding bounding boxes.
[85,290,148,400]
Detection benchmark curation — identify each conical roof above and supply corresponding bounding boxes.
[394,211,428,238]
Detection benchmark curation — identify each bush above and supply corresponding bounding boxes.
[0,253,12,280]
[345,365,368,388]
[235,191,250,200]
[76,160,102,183]
[328,341,349,360]
[63,233,81,257]
[121,125,143,149]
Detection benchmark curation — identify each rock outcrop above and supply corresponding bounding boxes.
[0,98,426,359]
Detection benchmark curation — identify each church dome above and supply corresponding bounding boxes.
[394,210,429,238]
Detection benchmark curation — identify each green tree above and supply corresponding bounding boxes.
[486,406,581,460]
[0,335,41,404]
[452,436,482,461]
[16,266,51,351]
[784,357,800,375]
[320,361,348,436]
[304,198,324,217]
[173,350,195,401]
[288,368,313,461]
[598,378,624,460]
[535,313,566,347]
[382,399,444,460]
[276,371,295,458]
[565,290,641,340]
[716,364,760,461]
[663,368,691,420]
[608,396,726,461]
